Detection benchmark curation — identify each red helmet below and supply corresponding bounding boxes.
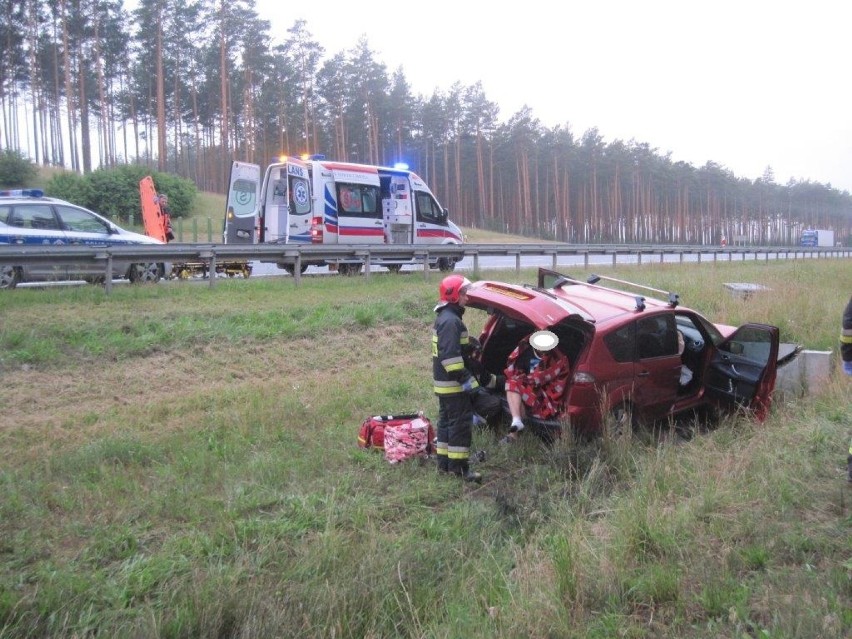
[439,274,472,304]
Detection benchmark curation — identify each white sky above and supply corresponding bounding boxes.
[256,0,852,192]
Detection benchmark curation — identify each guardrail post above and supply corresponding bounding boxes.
[638,251,643,265]
[515,252,521,275]
[209,253,217,287]
[362,252,371,280]
[422,252,429,280]
[96,252,113,294]
[584,252,589,269]
[612,252,616,267]
[473,252,480,274]
[551,251,557,269]
[294,254,302,286]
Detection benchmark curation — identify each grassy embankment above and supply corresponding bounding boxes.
[1,259,850,638]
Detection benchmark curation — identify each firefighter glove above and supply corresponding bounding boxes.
[461,378,478,393]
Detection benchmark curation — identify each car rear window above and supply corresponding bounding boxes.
[636,315,678,359]
[604,324,635,363]
[605,314,680,362]
[8,204,60,230]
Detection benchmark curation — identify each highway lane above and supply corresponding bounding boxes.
[245,249,790,278]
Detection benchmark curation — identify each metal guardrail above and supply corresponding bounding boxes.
[1,242,849,292]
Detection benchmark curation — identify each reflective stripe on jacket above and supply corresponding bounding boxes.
[432,304,478,395]
[842,297,852,364]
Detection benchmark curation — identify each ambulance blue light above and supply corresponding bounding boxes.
[0,188,44,197]
[393,162,409,171]
[308,154,326,161]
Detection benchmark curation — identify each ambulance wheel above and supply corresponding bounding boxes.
[338,263,361,276]
[129,262,161,284]
[0,265,20,289]
[437,258,455,272]
[386,264,402,274]
[283,263,307,276]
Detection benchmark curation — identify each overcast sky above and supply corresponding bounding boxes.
[256,0,851,192]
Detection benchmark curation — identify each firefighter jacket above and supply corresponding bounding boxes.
[432,303,479,395]
[841,296,852,365]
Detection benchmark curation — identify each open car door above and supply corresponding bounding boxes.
[224,162,260,244]
[703,323,779,420]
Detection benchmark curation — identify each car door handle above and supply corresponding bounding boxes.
[637,371,650,377]
[374,221,382,225]
[290,223,298,227]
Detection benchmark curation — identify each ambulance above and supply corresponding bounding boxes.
[223,156,464,275]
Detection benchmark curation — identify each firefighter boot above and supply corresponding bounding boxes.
[449,459,482,483]
[437,454,450,473]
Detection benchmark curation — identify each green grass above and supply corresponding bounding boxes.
[0,260,850,638]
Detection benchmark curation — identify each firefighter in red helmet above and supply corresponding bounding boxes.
[432,274,482,482]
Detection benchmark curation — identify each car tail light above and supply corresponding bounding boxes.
[310,216,323,243]
[572,371,596,384]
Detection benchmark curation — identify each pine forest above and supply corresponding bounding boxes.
[1,0,850,245]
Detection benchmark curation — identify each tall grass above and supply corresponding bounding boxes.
[0,260,850,638]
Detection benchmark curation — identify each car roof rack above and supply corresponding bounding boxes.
[586,274,680,308]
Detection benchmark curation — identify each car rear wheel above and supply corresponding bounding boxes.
[128,262,161,284]
[337,263,361,276]
[0,265,20,289]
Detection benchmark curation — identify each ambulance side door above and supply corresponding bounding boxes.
[287,163,312,243]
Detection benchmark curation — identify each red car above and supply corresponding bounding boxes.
[465,269,781,437]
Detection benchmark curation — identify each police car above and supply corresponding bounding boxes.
[0,189,169,289]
